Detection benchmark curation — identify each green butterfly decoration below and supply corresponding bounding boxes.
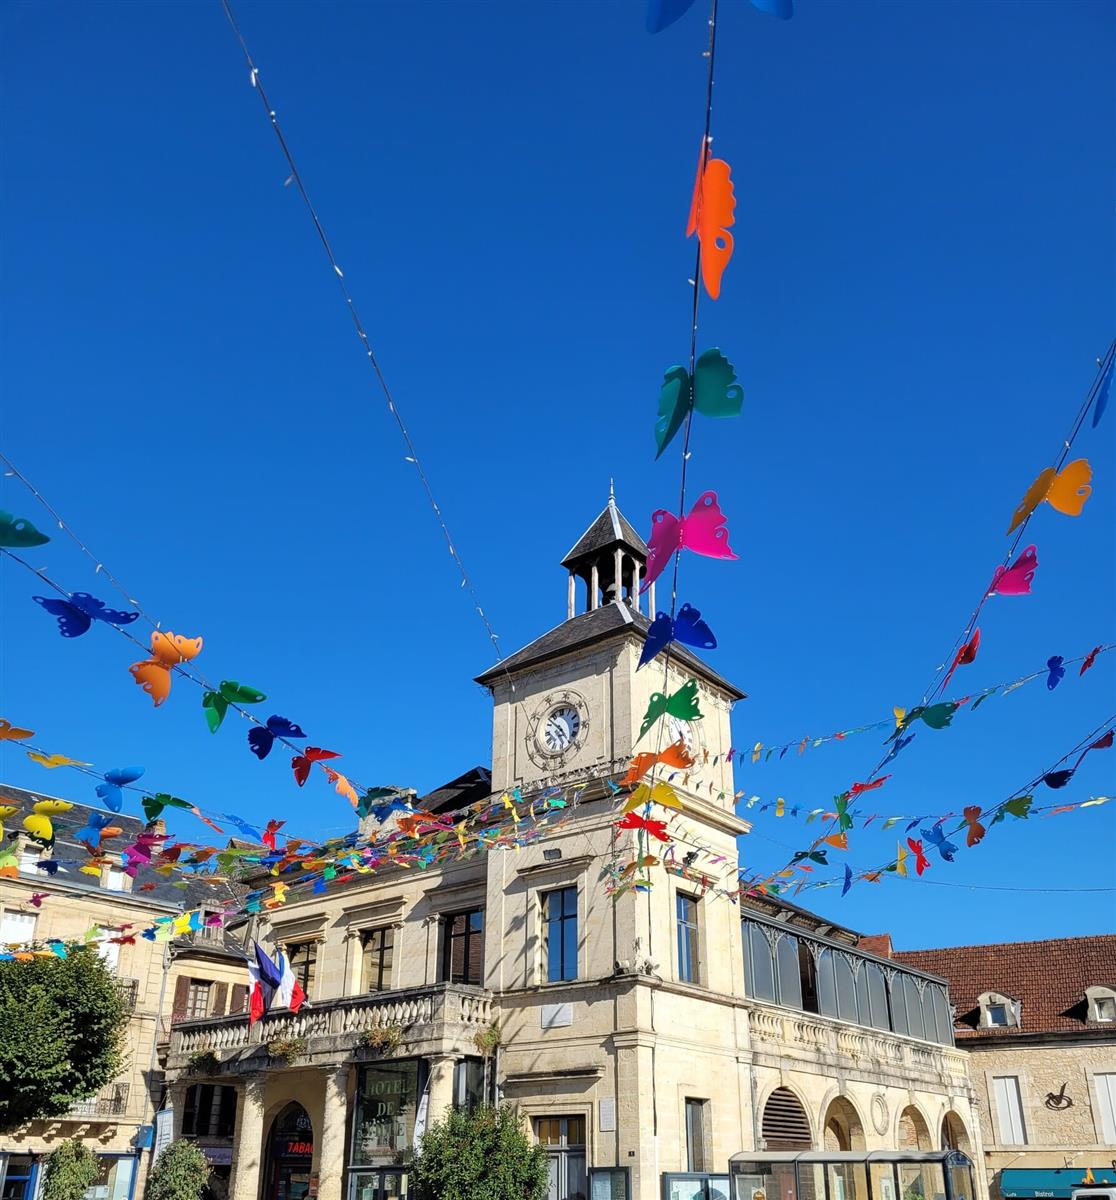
[142,793,194,822]
[993,794,1033,824]
[639,679,702,740]
[654,348,744,459]
[919,702,958,730]
[834,793,853,832]
[202,680,268,733]
[0,510,51,548]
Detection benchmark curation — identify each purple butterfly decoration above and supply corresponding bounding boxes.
[33,592,140,638]
[638,603,717,669]
[248,716,307,760]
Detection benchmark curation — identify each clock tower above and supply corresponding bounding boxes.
[475,492,745,812]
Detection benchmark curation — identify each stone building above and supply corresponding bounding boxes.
[161,499,985,1200]
[889,935,1116,1200]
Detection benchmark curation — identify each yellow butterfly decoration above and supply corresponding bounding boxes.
[27,752,91,769]
[622,781,682,813]
[895,842,908,877]
[0,805,18,840]
[33,800,74,816]
[1007,458,1092,534]
[892,706,906,730]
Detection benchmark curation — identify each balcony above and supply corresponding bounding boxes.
[67,1083,130,1119]
[115,976,139,1012]
[165,983,495,1076]
[746,1000,970,1082]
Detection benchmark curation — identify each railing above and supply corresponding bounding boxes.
[68,1083,129,1118]
[168,983,493,1063]
[114,977,139,1012]
[749,1001,968,1078]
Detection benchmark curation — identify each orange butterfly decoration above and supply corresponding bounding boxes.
[962,805,985,847]
[822,832,848,851]
[621,740,695,787]
[1007,458,1092,534]
[0,719,34,742]
[324,768,359,808]
[129,632,203,706]
[687,137,737,300]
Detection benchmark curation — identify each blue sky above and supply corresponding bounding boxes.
[1,0,1112,949]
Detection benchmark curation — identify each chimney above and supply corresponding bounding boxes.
[859,933,894,958]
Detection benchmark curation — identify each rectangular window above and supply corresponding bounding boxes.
[1096,1073,1116,1144]
[676,894,699,984]
[1095,996,1116,1022]
[453,1058,487,1112]
[544,887,578,983]
[351,1061,421,1164]
[993,1075,1027,1145]
[442,910,484,985]
[184,979,212,1018]
[361,927,394,993]
[287,942,317,998]
[0,911,37,945]
[684,1098,709,1173]
[986,1003,1008,1026]
[182,1084,238,1138]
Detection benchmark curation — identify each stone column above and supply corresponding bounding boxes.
[567,572,576,619]
[426,1055,459,1124]
[590,564,599,610]
[613,547,623,604]
[648,579,656,618]
[168,1079,188,1142]
[230,1075,268,1200]
[316,1065,351,1200]
[630,556,640,615]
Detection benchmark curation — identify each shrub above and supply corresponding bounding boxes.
[359,1025,402,1055]
[42,1139,100,1200]
[145,1140,211,1200]
[266,1036,306,1064]
[412,1105,547,1200]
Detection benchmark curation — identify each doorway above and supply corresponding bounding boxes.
[265,1103,314,1200]
[347,1169,407,1200]
[534,1117,587,1200]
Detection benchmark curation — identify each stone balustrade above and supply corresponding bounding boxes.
[747,999,968,1081]
[166,983,494,1075]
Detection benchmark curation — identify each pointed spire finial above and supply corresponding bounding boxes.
[609,477,615,502]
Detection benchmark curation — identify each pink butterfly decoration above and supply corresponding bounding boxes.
[641,491,738,593]
[988,545,1038,596]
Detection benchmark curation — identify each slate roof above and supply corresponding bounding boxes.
[420,767,493,814]
[561,499,648,567]
[475,601,746,699]
[894,935,1116,1038]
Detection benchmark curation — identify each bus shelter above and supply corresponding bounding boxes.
[729,1150,976,1200]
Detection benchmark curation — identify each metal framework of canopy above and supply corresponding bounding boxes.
[728,1150,976,1200]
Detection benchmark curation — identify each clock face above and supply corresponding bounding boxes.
[543,705,581,753]
[668,716,694,755]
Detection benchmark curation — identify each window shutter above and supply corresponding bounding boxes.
[1096,1073,1116,1144]
[993,1076,1027,1145]
[212,982,228,1016]
[172,975,190,1019]
[230,984,248,1014]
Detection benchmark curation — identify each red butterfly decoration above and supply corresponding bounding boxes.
[262,819,286,851]
[962,806,985,848]
[616,812,671,842]
[849,775,891,798]
[1080,645,1102,676]
[291,747,340,786]
[906,837,931,876]
[942,628,981,690]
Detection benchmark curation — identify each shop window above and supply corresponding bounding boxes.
[676,894,700,985]
[351,1061,421,1164]
[85,1156,136,1200]
[442,910,484,985]
[775,934,802,1009]
[184,980,212,1019]
[361,928,394,993]
[453,1058,487,1112]
[183,1084,238,1138]
[685,1098,710,1172]
[544,887,578,983]
[286,942,317,998]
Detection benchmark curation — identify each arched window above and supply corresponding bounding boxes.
[864,962,890,1031]
[776,934,803,1009]
[928,984,953,1044]
[747,923,776,1002]
[816,948,838,1018]
[903,975,926,1040]
[834,952,858,1022]
[761,1087,811,1151]
[888,970,908,1035]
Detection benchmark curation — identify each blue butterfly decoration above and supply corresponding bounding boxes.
[841,864,854,897]
[647,0,791,33]
[248,716,307,760]
[33,592,140,638]
[95,766,145,813]
[882,731,916,766]
[76,811,117,849]
[221,814,263,841]
[639,603,717,669]
[920,824,958,862]
[1046,655,1065,691]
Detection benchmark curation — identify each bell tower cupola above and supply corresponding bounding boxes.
[560,487,653,619]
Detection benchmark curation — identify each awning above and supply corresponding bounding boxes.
[999,1170,1116,1198]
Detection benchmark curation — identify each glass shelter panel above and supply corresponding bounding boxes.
[870,1164,898,1200]
[828,1163,868,1200]
[731,1165,797,1200]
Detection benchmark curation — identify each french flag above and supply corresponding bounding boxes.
[275,950,306,1015]
[248,942,282,1026]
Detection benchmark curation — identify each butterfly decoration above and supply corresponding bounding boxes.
[791,848,828,867]
[29,892,49,908]
[646,0,790,32]
[621,741,695,787]
[95,766,145,813]
[1041,730,1114,789]
[324,768,360,807]
[1080,645,1103,676]
[622,781,683,813]
[0,719,34,742]
[202,680,267,733]
[0,805,19,841]
[833,793,854,832]
[129,631,203,707]
[995,794,1034,821]
[32,592,139,638]
[962,806,986,847]
[1007,459,1093,534]
[248,715,307,760]
[849,775,890,798]
[906,837,931,876]
[261,819,285,851]
[1046,656,1066,691]
[639,679,702,740]
[218,814,263,841]
[821,832,848,851]
[921,824,958,862]
[292,747,340,786]
[639,604,717,670]
[141,793,193,823]
[23,800,69,846]
[0,510,51,548]
[75,811,122,850]
[654,349,744,459]
[882,731,916,766]
[841,864,854,897]
[919,702,959,730]
[615,811,671,841]
[642,492,737,593]
[26,752,90,769]
[988,545,1038,597]
[941,628,980,691]
[687,140,736,300]
[1093,349,1113,428]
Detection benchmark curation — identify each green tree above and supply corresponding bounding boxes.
[412,1105,548,1200]
[145,1141,211,1200]
[42,1139,100,1200]
[0,946,126,1132]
